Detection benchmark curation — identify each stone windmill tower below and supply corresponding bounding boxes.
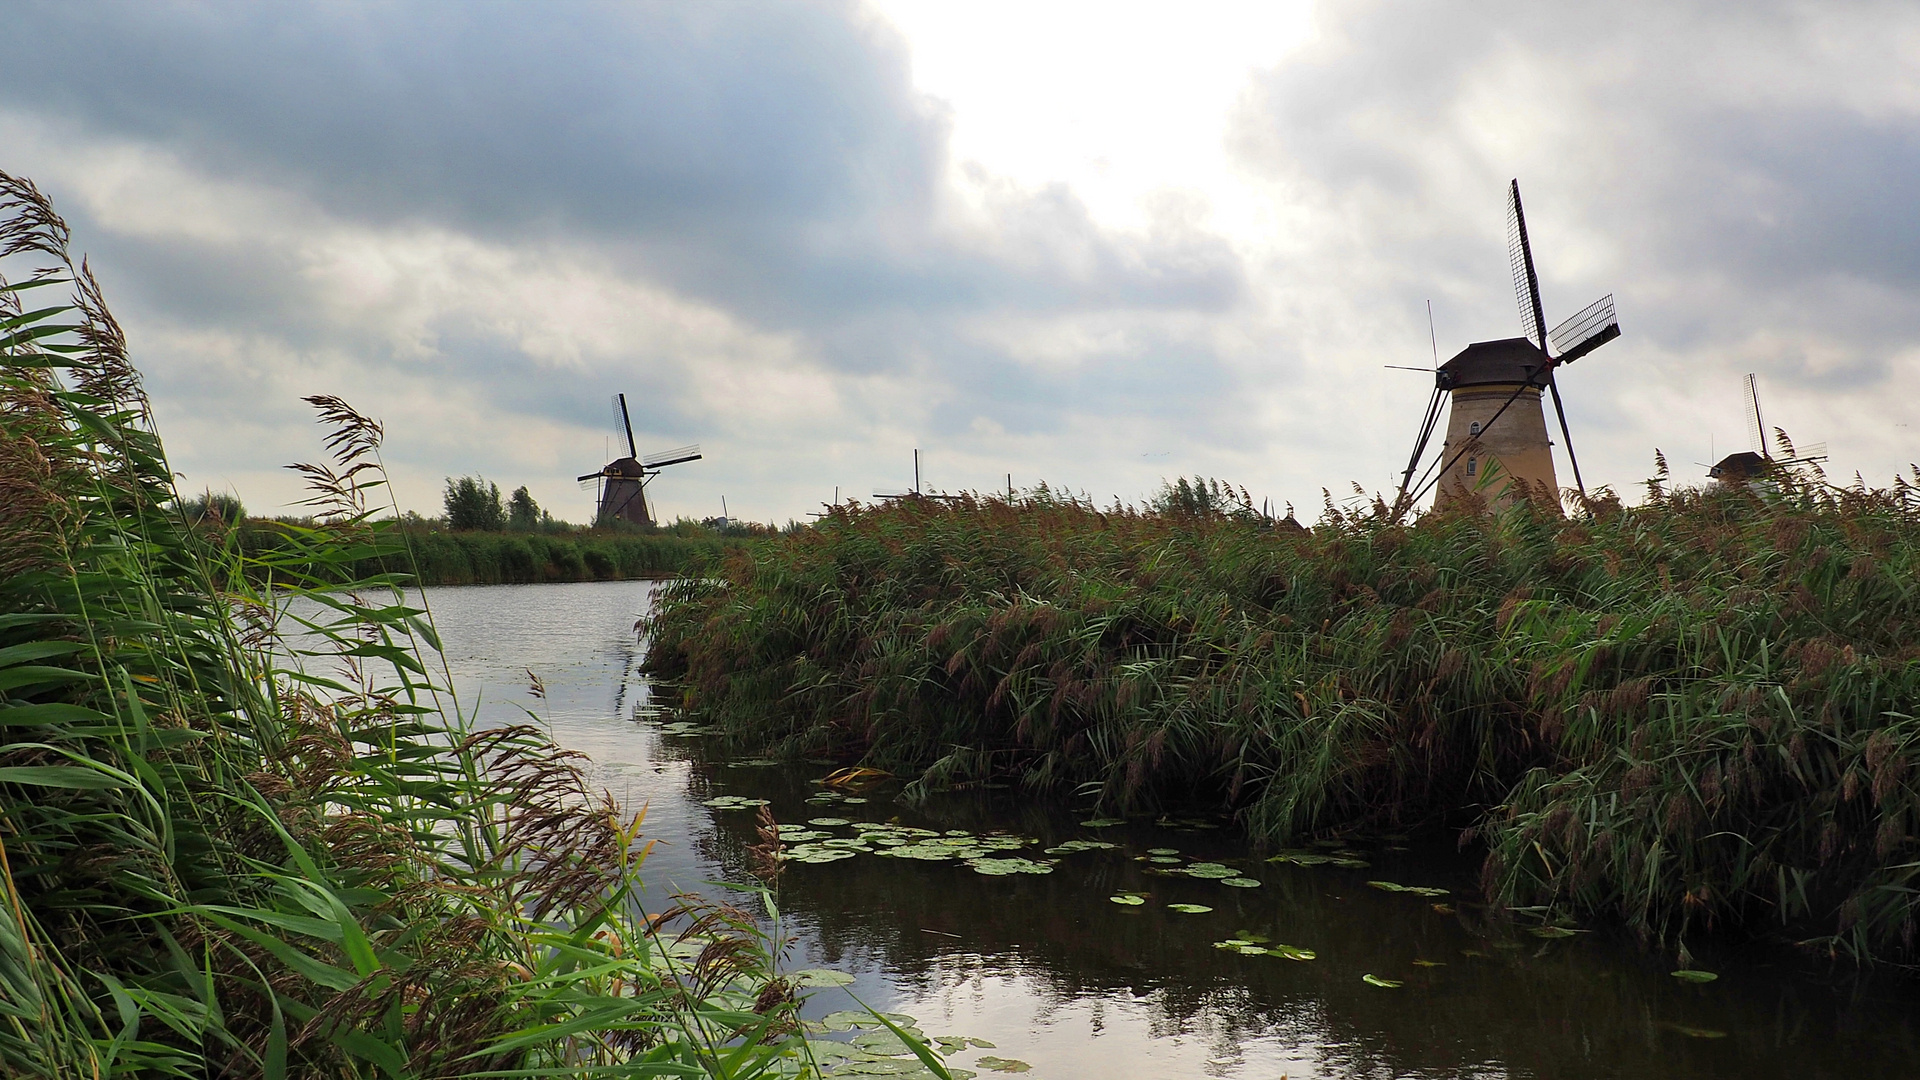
[1394,181,1621,516]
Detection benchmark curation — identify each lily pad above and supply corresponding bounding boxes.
[785,847,859,864]
[1167,903,1213,913]
[975,1057,1032,1073]
[809,817,853,827]
[790,968,858,987]
[702,795,771,810]
[1080,818,1126,828]
[1110,894,1147,906]
[1268,945,1316,961]
[1220,877,1262,888]
[1671,969,1719,983]
[1148,856,1182,864]
[1184,862,1239,879]
[1362,974,1404,988]
[1411,959,1445,967]
[1147,847,1180,855]
[967,857,1054,876]
[852,1030,920,1056]
[1043,840,1117,854]
[1329,858,1372,869]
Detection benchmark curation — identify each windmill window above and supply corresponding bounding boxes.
[1467,458,1477,476]
[1469,422,1481,436]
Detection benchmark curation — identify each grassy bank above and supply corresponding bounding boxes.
[238,523,743,586]
[645,479,1920,965]
[1,172,879,1077]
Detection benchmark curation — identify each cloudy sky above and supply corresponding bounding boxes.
[4,0,1917,523]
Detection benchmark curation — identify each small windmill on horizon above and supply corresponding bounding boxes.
[1708,373,1827,485]
[576,393,701,527]
[1393,180,1622,517]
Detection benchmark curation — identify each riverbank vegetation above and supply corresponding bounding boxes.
[1,172,874,1077]
[645,472,1920,967]
[233,520,745,586]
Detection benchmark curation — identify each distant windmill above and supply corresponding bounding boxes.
[576,393,701,527]
[1393,180,1622,516]
[874,449,961,502]
[1709,373,1827,484]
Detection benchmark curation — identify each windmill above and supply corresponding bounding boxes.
[1393,180,1622,517]
[576,393,701,527]
[874,449,962,502]
[1708,373,1827,484]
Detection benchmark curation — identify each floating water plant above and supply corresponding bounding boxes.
[1671,969,1720,983]
[1168,903,1214,913]
[1184,862,1240,879]
[1362,974,1404,988]
[1111,893,1147,905]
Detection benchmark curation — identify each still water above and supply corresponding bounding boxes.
[422,580,1917,1079]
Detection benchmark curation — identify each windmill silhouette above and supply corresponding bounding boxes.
[1394,180,1621,517]
[576,393,701,527]
[1709,373,1827,484]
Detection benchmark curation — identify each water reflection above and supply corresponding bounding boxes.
[420,580,1918,1080]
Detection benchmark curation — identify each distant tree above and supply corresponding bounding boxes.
[178,488,245,526]
[444,476,505,531]
[1152,476,1255,520]
[507,486,541,530]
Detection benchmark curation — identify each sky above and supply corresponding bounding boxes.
[3,0,1918,524]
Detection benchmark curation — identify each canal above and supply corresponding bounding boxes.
[417,578,1918,1079]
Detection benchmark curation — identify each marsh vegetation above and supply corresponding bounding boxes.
[646,468,1920,968]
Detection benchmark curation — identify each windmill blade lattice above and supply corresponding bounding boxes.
[1507,180,1548,350]
[1549,294,1620,364]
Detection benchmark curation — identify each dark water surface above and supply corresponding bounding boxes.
[422,580,1918,1080]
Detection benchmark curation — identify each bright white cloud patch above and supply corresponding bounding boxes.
[1,1,1916,523]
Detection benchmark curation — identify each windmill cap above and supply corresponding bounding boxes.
[606,457,646,477]
[1437,337,1550,390]
[1709,452,1768,479]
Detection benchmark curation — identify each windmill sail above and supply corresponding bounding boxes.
[1548,295,1620,364]
[1506,180,1548,351]
[643,444,702,468]
[1745,374,1767,455]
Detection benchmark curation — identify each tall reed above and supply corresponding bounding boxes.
[647,474,1920,965]
[0,171,828,1077]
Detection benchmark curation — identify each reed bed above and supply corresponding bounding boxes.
[237,524,740,587]
[646,471,1920,966]
[0,172,837,1077]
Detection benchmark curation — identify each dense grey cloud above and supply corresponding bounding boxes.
[3,2,1239,329]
